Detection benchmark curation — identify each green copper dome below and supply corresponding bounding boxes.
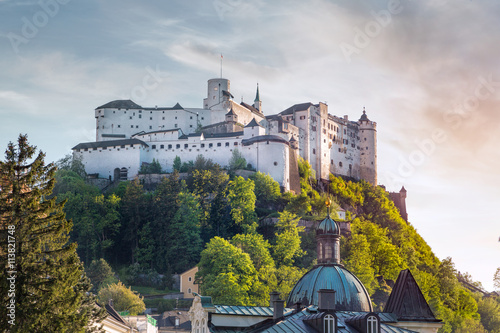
[286,265,373,312]
[316,215,340,235]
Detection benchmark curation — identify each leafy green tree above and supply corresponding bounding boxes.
[87,258,117,292]
[197,237,257,305]
[476,296,500,333]
[249,172,281,207]
[495,267,500,291]
[0,135,105,332]
[228,148,247,171]
[173,156,181,172]
[139,158,163,174]
[273,211,305,267]
[343,233,377,294]
[227,176,257,233]
[98,282,145,315]
[167,186,203,273]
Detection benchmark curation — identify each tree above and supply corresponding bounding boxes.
[249,172,281,207]
[167,186,203,273]
[197,237,257,305]
[228,148,247,171]
[227,176,257,233]
[173,156,181,172]
[86,258,117,292]
[273,211,305,267]
[0,135,105,332]
[98,282,146,315]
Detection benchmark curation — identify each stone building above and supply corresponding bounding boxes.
[73,77,377,191]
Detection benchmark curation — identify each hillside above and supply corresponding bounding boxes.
[53,155,500,333]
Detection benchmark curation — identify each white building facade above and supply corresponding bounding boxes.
[73,77,377,190]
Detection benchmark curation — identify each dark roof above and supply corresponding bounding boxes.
[133,128,180,136]
[384,269,440,322]
[316,213,340,236]
[245,118,263,128]
[240,102,260,114]
[202,131,244,139]
[102,134,126,138]
[159,311,191,331]
[72,139,148,150]
[96,100,142,109]
[241,135,290,146]
[173,102,182,109]
[222,90,234,98]
[104,303,128,326]
[359,110,369,122]
[287,265,372,312]
[281,102,315,115]
[226,108,237,116]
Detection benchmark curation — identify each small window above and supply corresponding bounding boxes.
[129,116,132,119]
[339,161,343,167]
[190,125,193,128]
[160,145,164,149]
[131,125,134,128]
[225,142,229,147]
[188,277,192,282]
[139,115,142,118]
[313,148,316,154]
[201,143,205,148]
[188,288,192,294]
[149,126,152,129]
[152,145,156,149]
[274,162,278,166]
[209,143,213,148]
[139,110,142,113]
[176,144,180,149]
[175,124,178,128]
[150,117,152,120]
[168,144,172,149]
[367,316,378,333]
[234,142,238,146]
[184,144,188,149]
[190,116,193,119]
[136,125,139,128]
[217,143,221,147]
[121,145,125,148]
[324,314,335,333]
[162,117,165,120]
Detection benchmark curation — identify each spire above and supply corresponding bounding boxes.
[253,83,262,113]
[254,83,260,102]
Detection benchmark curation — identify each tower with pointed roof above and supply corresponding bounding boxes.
[253,83,262,113]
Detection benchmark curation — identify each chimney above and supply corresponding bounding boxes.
[270,291,280,305]
[273,300,285,321]
[318,289,336,312]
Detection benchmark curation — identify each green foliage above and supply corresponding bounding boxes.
[98,282,146,315]
[0,135,105,332]
[87,258,117,292]
[228,148,247,171]
[273,211,305,267]
[495,268,500,291]
[197,237,257,305]
[227,176,258,233]
[139,158,163,174]
[173,156,181,172]
[249,172,281,207]
[476,296,500,333]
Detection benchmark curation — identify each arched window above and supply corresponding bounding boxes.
[324,314,335,333]
[367,315,378,333]
[196,320,200,333]
[202,319,206,333]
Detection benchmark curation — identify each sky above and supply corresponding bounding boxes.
[1,0,499,290]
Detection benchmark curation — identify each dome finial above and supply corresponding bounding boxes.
[325,198,332,216]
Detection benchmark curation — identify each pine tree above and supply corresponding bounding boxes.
[0,135,105,332]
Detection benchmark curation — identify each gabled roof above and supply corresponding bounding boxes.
[281,102,315,115]
[384,269,440,322]
[72,139,148,150]
[104,303,128,326]
[245,118,263,128]
[96,100,142,109]
[241,135,290,146]
[226,108,237,116]
[240,102,260,114]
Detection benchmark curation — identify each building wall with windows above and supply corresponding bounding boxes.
[180,267,199,299]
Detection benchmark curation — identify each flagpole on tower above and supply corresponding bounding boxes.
[220,54,223,78]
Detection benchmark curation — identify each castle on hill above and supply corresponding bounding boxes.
[72,78,377,191]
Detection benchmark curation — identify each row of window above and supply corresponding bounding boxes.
[151,142,239,150]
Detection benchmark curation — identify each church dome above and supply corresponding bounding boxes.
[316,215,340,235]
[286,265,373,312]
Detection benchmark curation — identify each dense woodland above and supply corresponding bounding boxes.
[53,153,500,333]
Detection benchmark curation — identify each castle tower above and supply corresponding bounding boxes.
[358,108,377,185]
[203,78,230,109]
[253,83,262,113]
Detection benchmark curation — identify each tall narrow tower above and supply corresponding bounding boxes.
[203,78,230,109]
[358,108,377,185]
[253,83,262,113]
